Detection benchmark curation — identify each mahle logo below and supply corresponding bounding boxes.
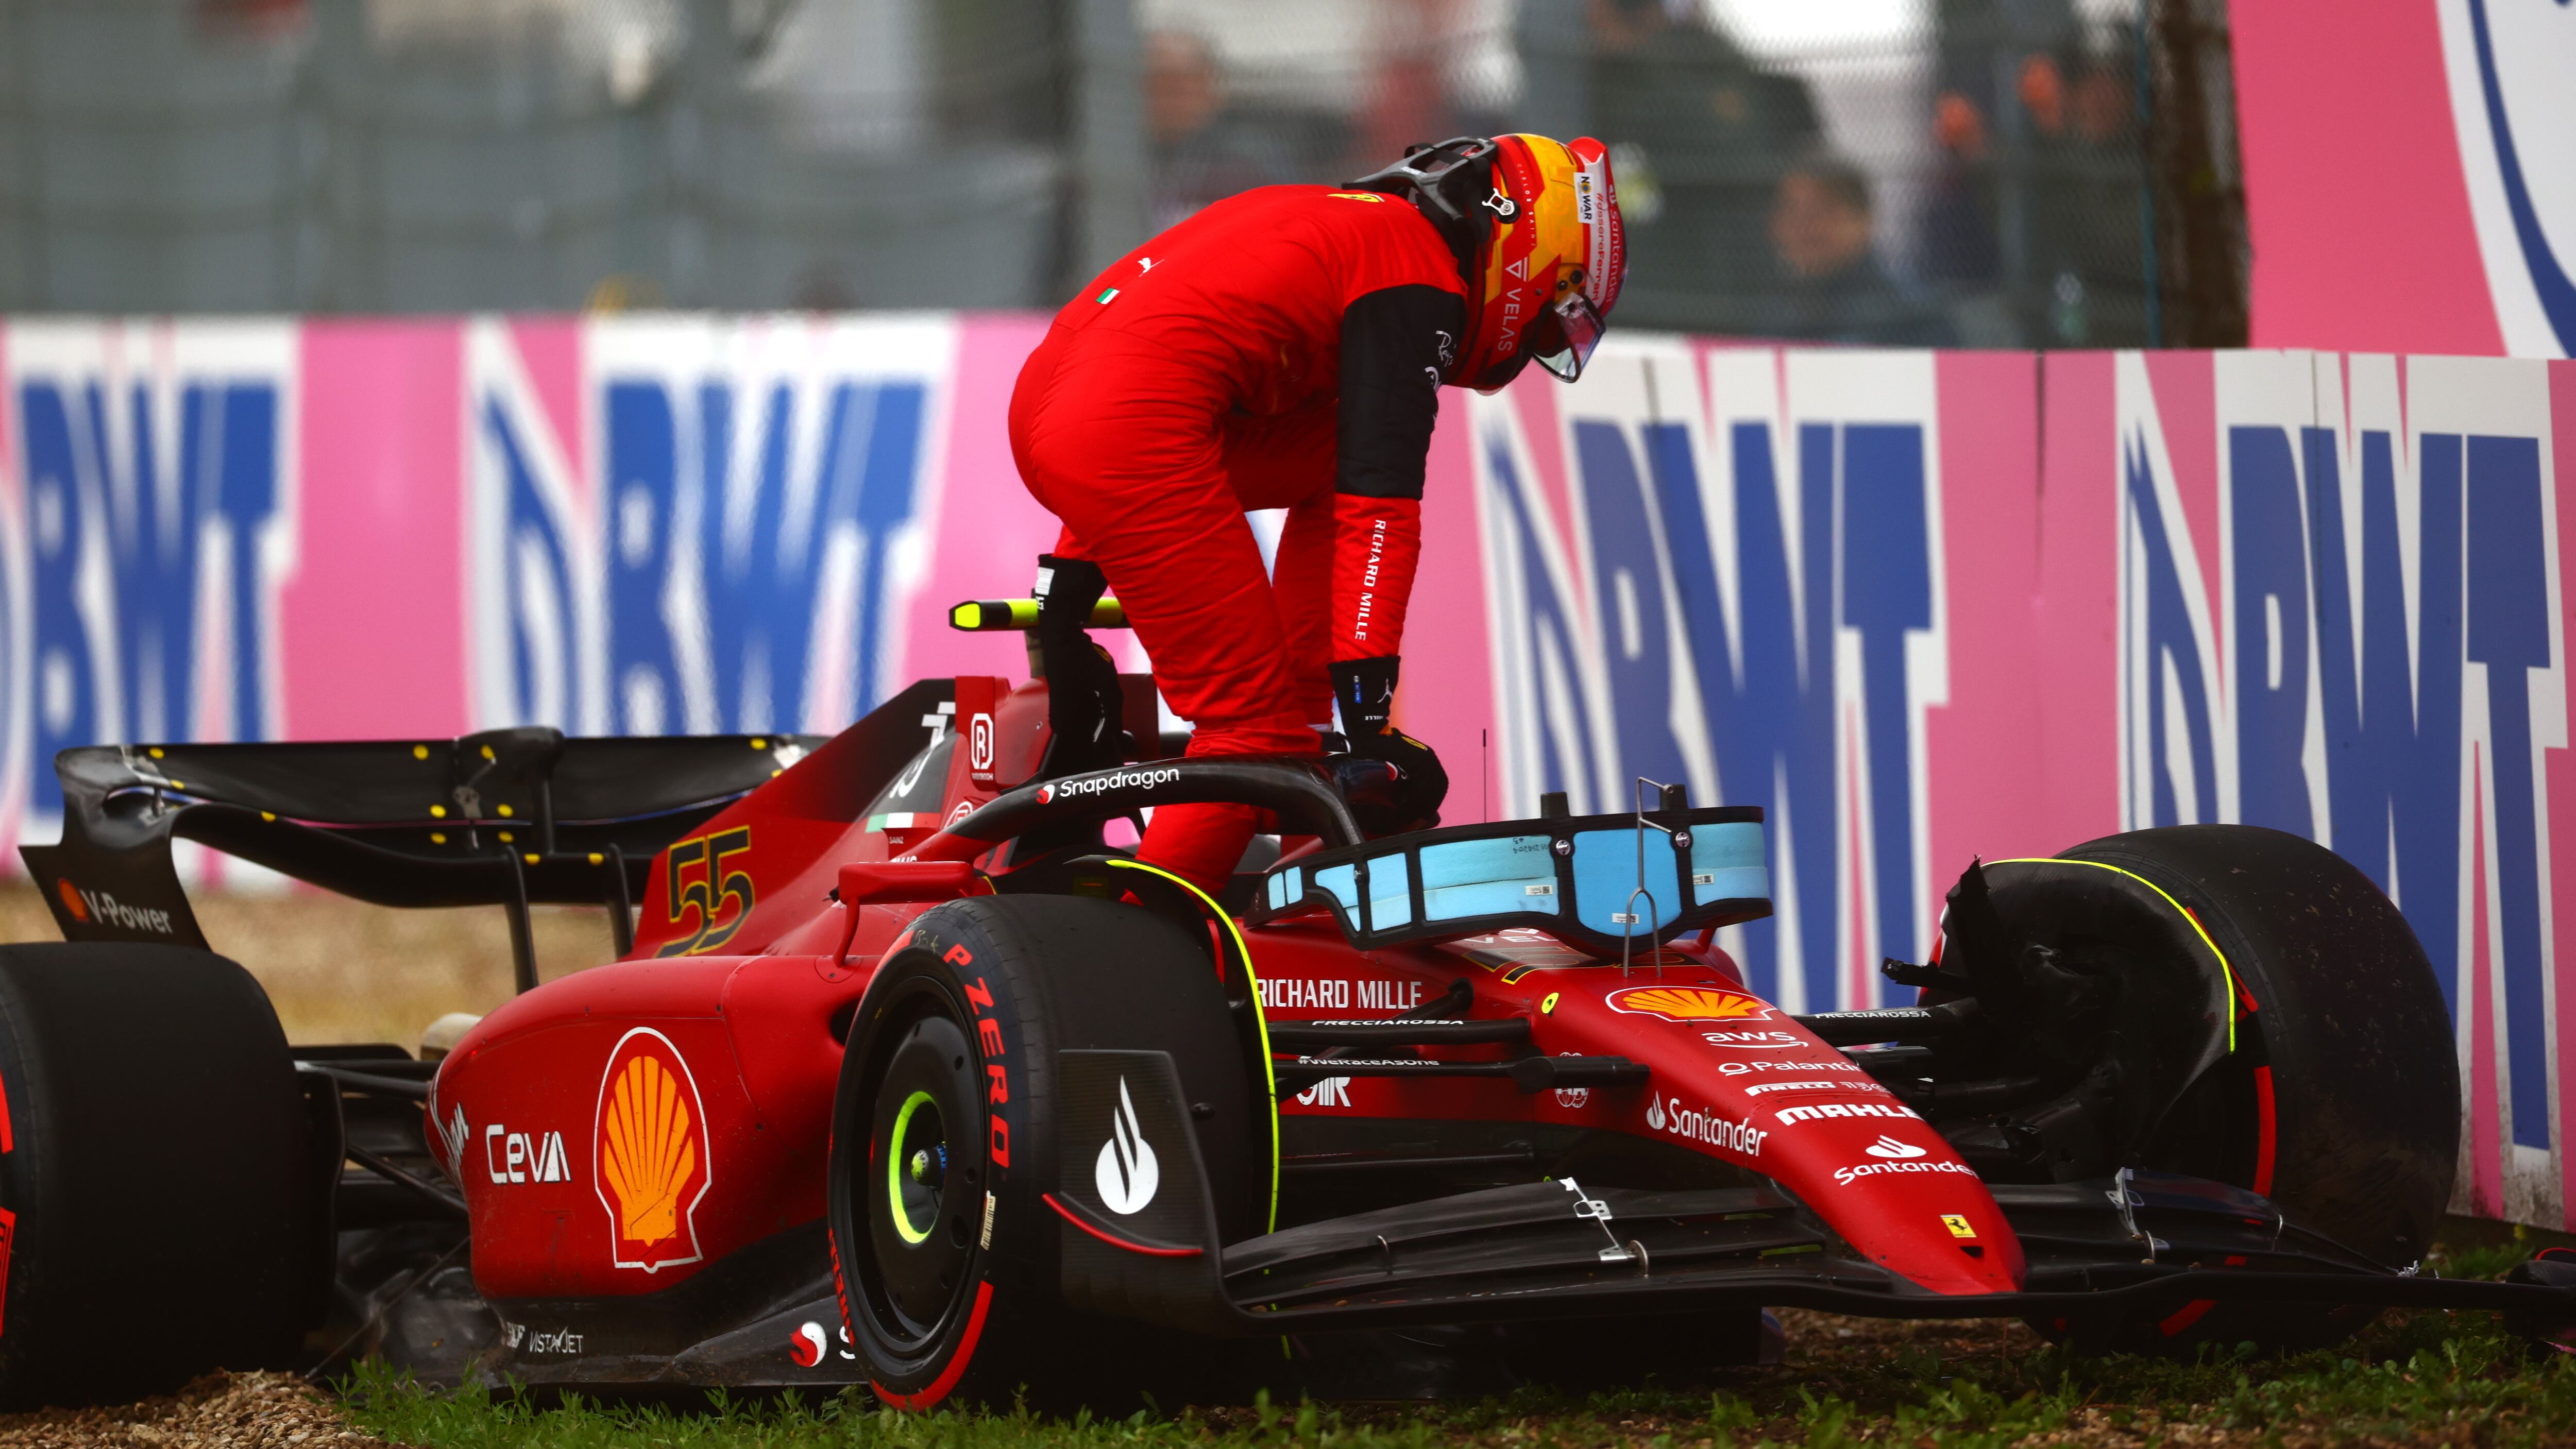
[1775,1102,1917,1126]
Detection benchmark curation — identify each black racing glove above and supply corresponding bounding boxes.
[1033,554,1126,780]
[1328,657,1448,836]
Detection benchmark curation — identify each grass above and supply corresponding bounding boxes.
[330,1312,2576,1449]
[334,1237,2576,1449]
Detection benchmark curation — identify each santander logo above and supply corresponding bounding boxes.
[1833,1133,1969,1186]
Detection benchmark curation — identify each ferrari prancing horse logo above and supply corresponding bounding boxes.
[594,1028,713,1273]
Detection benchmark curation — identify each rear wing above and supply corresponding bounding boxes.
[18,679,958,981]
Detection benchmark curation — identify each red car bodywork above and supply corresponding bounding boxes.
[430,676,2023,1313]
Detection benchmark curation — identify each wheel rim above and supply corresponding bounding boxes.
[857,997,981,1348]
[886,1089,946,1246]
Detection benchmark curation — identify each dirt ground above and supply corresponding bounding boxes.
[0,1314,2043,1449]
[0,881,618,1051]
[0,1372,394,1449]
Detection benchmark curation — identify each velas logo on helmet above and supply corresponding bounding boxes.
[1460,134,1624,389]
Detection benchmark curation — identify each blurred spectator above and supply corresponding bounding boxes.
[1918,0,2080,339]
[2025,44,2147,344]
[1144,30,1338,231]
[1762,154,1954,346]
[1550,0,1820,333]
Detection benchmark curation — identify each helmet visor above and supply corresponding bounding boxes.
[1532,291,1607,383]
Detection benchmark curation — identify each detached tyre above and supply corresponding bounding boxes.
[827,895,1263,1410]
[0,944,318,1408]
[2020,826,2456,1354]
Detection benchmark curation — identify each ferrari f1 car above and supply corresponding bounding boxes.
[5,601,2572,1411]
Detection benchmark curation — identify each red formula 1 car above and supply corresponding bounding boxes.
[6,602,2573,1410]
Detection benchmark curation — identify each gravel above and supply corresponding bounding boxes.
[0,1372,397,1449]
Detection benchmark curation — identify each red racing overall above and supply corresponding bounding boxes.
[1009,185,1466,892]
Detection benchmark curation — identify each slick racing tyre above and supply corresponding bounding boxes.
[2049,825,2455,1354]
[827,895,1262,1411]
[0,944,318,1408]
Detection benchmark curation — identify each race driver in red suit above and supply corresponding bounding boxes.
[1009,134,1626,893]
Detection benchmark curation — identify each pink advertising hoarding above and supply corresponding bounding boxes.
[2231,0,2574,359]
[2,315,2572,1226]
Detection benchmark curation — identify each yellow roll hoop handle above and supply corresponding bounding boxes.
[947,598,1127,632]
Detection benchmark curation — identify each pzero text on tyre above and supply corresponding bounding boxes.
[826,895,1259,1410]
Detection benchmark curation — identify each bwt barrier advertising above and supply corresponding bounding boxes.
[1,315,2572,1229]
[2232,0,2575,359]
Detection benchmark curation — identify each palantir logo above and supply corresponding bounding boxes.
[1094,1077,1159,1215]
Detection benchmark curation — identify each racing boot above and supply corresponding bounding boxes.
[1031,554,1127,781]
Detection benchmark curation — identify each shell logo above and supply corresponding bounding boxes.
[55,879,88,923]
[1606,984,1772,1022]
[592,1028,712,1273]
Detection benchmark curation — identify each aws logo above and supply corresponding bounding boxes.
[594,1028,713,1273]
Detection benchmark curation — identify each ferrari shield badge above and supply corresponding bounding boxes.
[594,1028,712,1273]
[1604,984,1772,1022]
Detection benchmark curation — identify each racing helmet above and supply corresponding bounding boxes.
[1345,132,1625,389]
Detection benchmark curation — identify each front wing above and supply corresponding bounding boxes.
[1050,1050,2576,1338]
